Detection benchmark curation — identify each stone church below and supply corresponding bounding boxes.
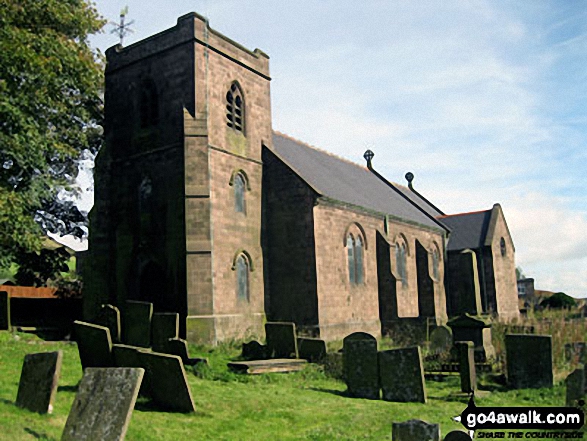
[84,13,519,344]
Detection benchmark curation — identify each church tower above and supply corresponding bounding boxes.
[85,13,271,343]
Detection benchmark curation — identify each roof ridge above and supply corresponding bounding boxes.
[273,130,369,172]
[438,209,490,219]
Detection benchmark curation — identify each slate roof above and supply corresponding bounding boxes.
[394,184,445,218]
[438,210,492,251]
[271,132,444,231]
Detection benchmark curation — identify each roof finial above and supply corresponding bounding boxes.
[405,172,414,189]
[363,150,374,168]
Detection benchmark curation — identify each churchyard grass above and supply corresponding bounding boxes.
[0,330,571,440]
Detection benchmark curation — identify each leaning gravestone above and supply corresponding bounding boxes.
[157,338,207,366]
[443,430,471,441]
[138,351,195,412]
[74,321,113,369]
[15,351,63,414]
[61,367,144,441]
[93,304,121,343]
[506,334,553,389]
[565,368,585,407]
[455,341,476,393]
[151,312,179,352]
[0,291,10,331]
[297,337,327,362]
[391,419,440,441]
[265,322,299,358]
[112,344,152,397]
[123,300,153,348]
[343,332,379,399]
[379,346,426,403]
[429,326,452,355]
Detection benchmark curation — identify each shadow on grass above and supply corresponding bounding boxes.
[57,384,78,393]
[0,398,14,405]
[133,399,212,418]
[24,428,52,440]
[308,387,349,398]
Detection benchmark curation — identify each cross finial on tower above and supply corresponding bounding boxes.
[110,6,135,46]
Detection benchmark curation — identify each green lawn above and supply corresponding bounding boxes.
[0,331,568,440]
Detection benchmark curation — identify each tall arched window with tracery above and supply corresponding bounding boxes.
[395,241,407,287]
[226,82,245,133]
[347,233,365,285]
[234,173,246,214]
[236,254,249,302]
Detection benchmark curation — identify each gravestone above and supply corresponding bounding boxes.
[297,337,327,362]
[93,304,121,343]
[391,419,440,441]
[343,332,379,399]
[447,314,495,361]
[15,351,63,414]
[61,367,144,441]
[151,312,179,352]
[265,322,298,358]
[138,351,195,412]
[0,290,9,331]
[123,300,153,348]
[565,342,587,364]
[455,341,476,393]
[242,340,270,360]
[379,346,426,403]
[157,338,207,366]
[74,321,113,369]
[565,368,585,407]
[506,334,553,389]
[443,430,471,441]
[112,344,152,397]
[429,326,452,354]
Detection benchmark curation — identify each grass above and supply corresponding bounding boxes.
[0,328,574,441]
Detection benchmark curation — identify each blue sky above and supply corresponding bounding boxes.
[83,0,587,297]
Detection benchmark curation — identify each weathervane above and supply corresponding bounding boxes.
[110,6,134,45]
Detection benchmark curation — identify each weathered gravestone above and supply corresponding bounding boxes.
[565,368,585,407]
[565,342,587,364]
[151,312,179,352]
[429,326,452,355]
[455,341,476,393]
[448,314,495,362]
[297,337,327,362]
[443,430,471,441]
[61,367,144,441]
[242,340,270,360]
[157,338,207,366]
[15,351,63,414]
[93,304,121,343]
[343,332,379,399]
[74,321,113,369]
[138,351,195,412]
[0,291,9,331]
[265,322,298,358]
[506,334,553,389]
[391,419,440,441]
[379,346,426,403]
[123,300,153,348]
[112,344,152,397]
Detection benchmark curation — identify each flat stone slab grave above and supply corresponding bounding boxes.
[391,419,440,441]
[265,322,299,359]
[139,351,195,412]
[15,351,63,414]
[228,358,308,374]
[506,334,553,389]
[343,332,379,399]
[74,321,113,370]
[379,346,426,403]
[61,367,144,441]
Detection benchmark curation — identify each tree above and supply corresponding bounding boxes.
[540,292,577,310]
[0,0,105,271]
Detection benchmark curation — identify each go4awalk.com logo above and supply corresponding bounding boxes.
[456,395,585,439]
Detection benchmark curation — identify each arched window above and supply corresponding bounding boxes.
[140,79,158,128]
[226,82,244,133]
[500,237,507,257]
[347,233,365,285]
[234,173,246,214]
[432,247,440,281]
[395,242,407,287]
[236,254,249,301]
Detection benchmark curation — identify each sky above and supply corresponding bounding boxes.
[79,0,587,297]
